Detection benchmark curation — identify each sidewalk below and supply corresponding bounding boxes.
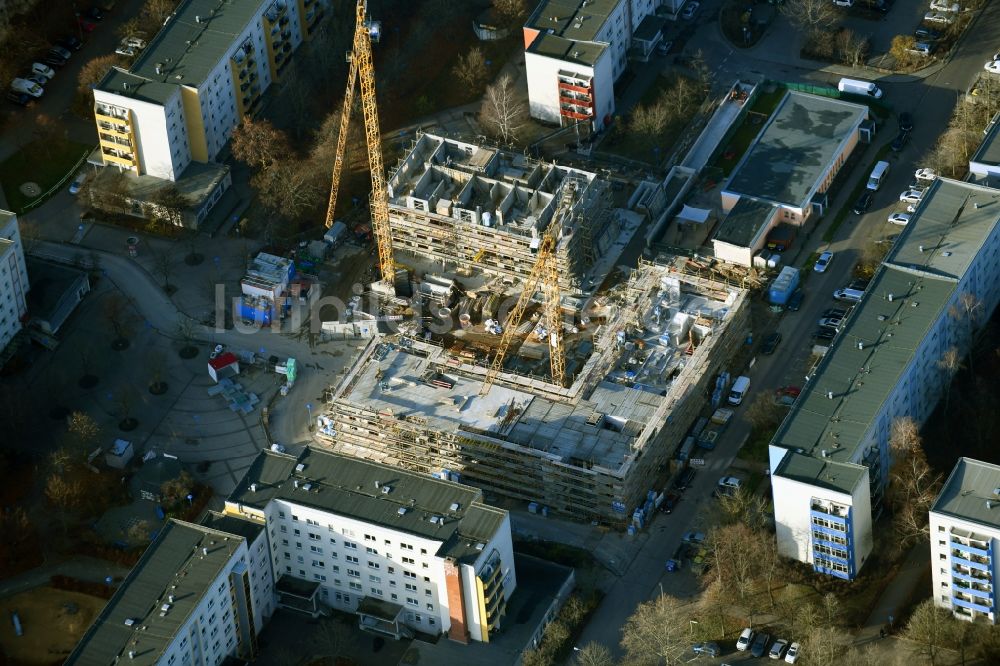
[0,555,132,600]
[855,543,930,643]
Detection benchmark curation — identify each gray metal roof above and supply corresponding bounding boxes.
[972,114,1000,167]
[773,178,1000,493]
[98,0,262,102]
[774,452,867,496]
[66,520,246,666]
[228,448,508,563]
[726,91,868,208]
[200,511,264,543]
[714,197,777,248]
[885,177,1000,280]
[932,458,1000,530]
[527,32,607,67]
[97,68,179,105]
[526,0,619,42]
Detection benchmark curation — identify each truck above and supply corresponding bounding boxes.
[765,224,797,251]
[768,266,800,306]
[838,77,883,99]
[697,408,733,451]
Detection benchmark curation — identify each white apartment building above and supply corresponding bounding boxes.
[770,178,1000,580]
[0,210,28,358]
[523,0,660,132]
[67,516,275,665]
[930,458,1000,624]
[224,447,517,644]
[93,0,325,181]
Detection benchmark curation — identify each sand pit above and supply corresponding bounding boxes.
[0,587,107,664]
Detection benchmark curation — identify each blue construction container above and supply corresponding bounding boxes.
[768,266,801,306]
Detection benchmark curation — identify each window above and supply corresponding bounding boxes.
[387,567,395,574]
[309,532,320,541]
[332,565,340,573]
[279,511,286,519]
[334,579,342,587]
[348,568,360,578]
[420,548,427,555]
[422,563,429,569]
[344,541,358,550]
[368,562,380,570]
[404,571,416,579]
[310,545,323,554]
[402,557,415,565]
[369,575,381,584]
[280,526,287,533]
[366,547,378,555]
[389,580,397,587]
[423,576,430,583]
[283,553,290,560]
[405,583,417,591]
[349,581,362,591]
[384,539,391,546]
[312,560,323,568]
[424,589,432,596]
[391,593,398,601]
[426,603,434,611]
[292,515,300,522]
[429,618,436,626]
[293,529,301,536]
[295,542,302,550]
[365,534,376,542]
[313,574,327,582]
[401,543,414,551]
[406,597,418,607]
[346,555,359,564]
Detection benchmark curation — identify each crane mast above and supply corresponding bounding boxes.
[323,0,394,286]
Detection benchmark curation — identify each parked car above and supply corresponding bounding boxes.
[10,78,42,97]
[692,642,721,657]
[898,111,913,132]
[888,212,910,226]
[914,27,942,40]
[834,287,864,302]
[85,6,104,20]
[899,189,924,204]
[124,36,147,49]
[737,628,755,651]
[48,45,72,62]
[852,191,873,214]
[750,632,771,658]
[69,174,86,195]
[813,250,833,273]
[929,0,959,10]
[675,467,696,490]
[785,641,801,663]
[823,308,848,319]
[115,43,137,57]
[891,130,910,152]
[770,638,790,659]
[30,62,55,79]
[25,74,48,87]
[761,332,782,355]
[681,1,700,19]
[986,60,1000,74]
[715,476,742,497]
[914,167,937,181]
[818,316,842,329]
[682,530,706,545]
[39,54,67,68]
[924,11,955,23]
[79,17,98,32]
[658,491,680,514]
[786,288,804,311]
[57,35,83,51]
[813,328,836,340]
[5,90,32,106]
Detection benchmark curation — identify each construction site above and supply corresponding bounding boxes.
[314,260,750,524]
[384,133,624,298]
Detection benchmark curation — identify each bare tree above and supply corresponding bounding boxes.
[802,625,842,666]
[781,0,837,37]
[620,593,692,665]
[903,599,953,666]
[161,471,195,505]
[937,346,962,414]
[453,46,488,93]
[950,291,983,373]
[493,0,529,27]
[152,246,178,294]
[715,487,770,532]
[890,35,918,68]
[104,293,133,340]
[886,418,941,549]
[574,642,613,666]
[480,73,528,145]
[127,519,153,543]
[745,392,784,434]
[837,30,869,68]
[67,411,101,456]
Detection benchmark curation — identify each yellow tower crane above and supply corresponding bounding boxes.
[324,0,394,286]
[479,180,578,396]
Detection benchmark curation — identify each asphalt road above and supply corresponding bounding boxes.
[571,0,1000,659]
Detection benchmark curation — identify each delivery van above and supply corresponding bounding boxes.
[867,161,890,191]
[838,77,883,99]
[728,376,751,406]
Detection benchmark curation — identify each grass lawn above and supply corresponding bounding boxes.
[751,86,786,116]
[715,117,764,176]
[0,139,91,213]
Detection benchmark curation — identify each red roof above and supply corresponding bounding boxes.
[208,352,239,370]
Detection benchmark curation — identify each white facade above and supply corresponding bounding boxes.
[0,211,28,355]
[258,498,516,642]
[522,0,659,131]
[95,0,316,181]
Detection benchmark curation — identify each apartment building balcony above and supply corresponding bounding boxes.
[952,593,994,615]
[559,93,592,106]
[557,80,591,96]
[951,529,992,553]
[99,135,133,150]
[97,124,130,140]
[952,550,991,571]
[952,567,992,585]
[952,580,994,602]
[265,0,287,24]
[281,28,291,40]
[279,15,289,27]
[560,107,593,121]
[952,540,991,559]
[95,105,129,122]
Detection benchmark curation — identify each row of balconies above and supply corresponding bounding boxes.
[811,502,850,519]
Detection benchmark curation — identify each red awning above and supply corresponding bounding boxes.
[209,352,239,370]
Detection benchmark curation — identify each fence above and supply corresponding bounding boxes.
[19,146,94,214]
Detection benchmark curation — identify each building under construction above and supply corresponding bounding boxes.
[385,133,618,296]
[316,260,750,524]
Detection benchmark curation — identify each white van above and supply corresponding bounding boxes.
[838,77,883,99]
[833,288,864,302]
[867,161,890,191]
[728,376,751,406]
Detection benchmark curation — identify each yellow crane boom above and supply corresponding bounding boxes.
[324,0,394,286]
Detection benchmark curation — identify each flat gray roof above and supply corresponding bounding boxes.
[67,520,245,666]
[526,0,618,43]
[772,178,1000,493]
[714,197,776,248]
[98,0,262,103]
[726,91,868,208]
[228,448,508,563]
[933,458,1000,530]
[527,33,607,67]
[886,177,1000,280]
[972,113,1000,167]
[775,452,867,496]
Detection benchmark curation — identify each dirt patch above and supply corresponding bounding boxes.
[0,587,107,664]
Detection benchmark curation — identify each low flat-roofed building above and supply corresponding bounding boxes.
[715,91,869,265]
[770,177,1000,580]
[930,458,1000,624]
[970,112,1000,183]
[25,258,90,340]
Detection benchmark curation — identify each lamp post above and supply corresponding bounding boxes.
[306,403,313,431]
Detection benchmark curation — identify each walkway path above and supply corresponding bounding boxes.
[857,543,931,642]
[0,556,131,600]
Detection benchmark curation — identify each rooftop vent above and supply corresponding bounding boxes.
[293,480,300,489]
[857,341,864,351]
[129,652,136,660]
[249,482,257,492]
[827,391,834,399]
[201,547,208,556]
[993,487,1000,496]
[375,480,381,489]
[942,251,952,257]
[195,15,201,23]
[124,618,136,627]
[476,543,485,550]
[295,463,305,472]
[919,245,924,253]
[155,63,163,75]
[429,515,443,525]
[450,502,460,512]
[160,603,172,612]
[302,483,312,491]
[167,594,175,603]
[821,450,828,458]
[397,507,408,516]
[988,500,994,510]
[381,485,392,495]
[887,293,894,302]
